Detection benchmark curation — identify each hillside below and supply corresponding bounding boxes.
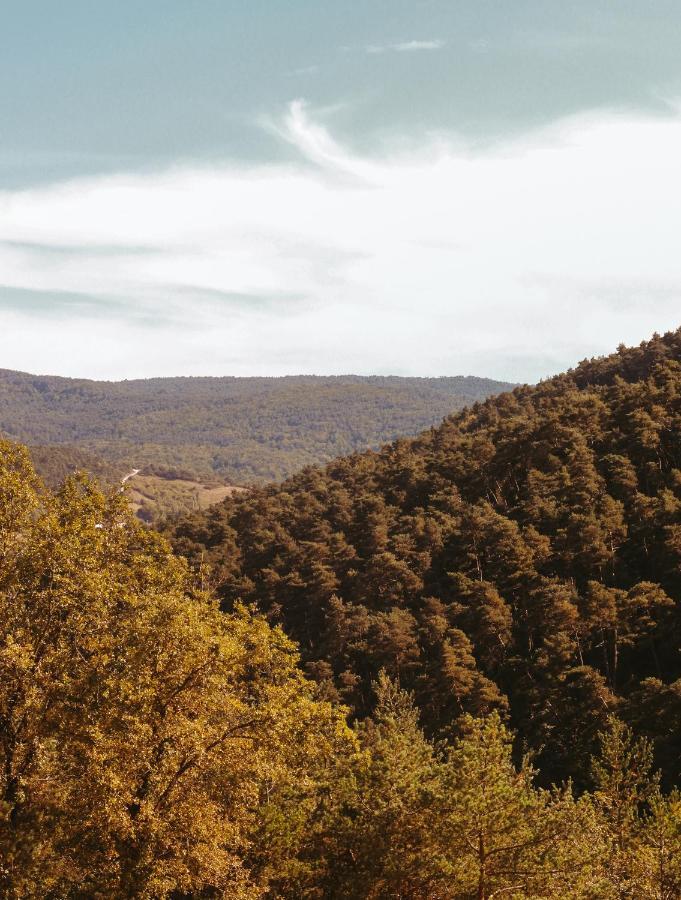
[0,371,514,485]
[4,340,681,895]
[168,329,681,789]
[27,444,122,491]
[22,448,242,524]
[7,441,678,898]
[126,470,246,523]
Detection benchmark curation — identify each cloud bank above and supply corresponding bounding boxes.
[1,101,680,380]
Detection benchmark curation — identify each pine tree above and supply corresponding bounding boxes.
[591,717,659,896]
[440,713,604,899]
[318,673,444,899]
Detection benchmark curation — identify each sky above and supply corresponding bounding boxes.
[1,1,681,382]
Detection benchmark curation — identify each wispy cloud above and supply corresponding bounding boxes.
[470,30,613,55]
[0,284,166,326]
[274,99,378,180]
[288,64,320,77]
[366,39,445,54]
[0,100,680,380]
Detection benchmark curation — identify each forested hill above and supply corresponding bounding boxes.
[0,370,513,484]
[168,328,681,789]
[5,436,681,896]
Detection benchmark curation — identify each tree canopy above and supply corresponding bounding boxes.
[0,440,354,896]
[0,370,513,486]
[5,328,681,895]
[168,329,681,791]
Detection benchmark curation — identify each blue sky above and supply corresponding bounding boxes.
[1,1,681,380]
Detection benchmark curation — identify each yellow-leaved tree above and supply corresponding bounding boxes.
[0,440,355,898]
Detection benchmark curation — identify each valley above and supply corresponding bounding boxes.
[4,4,678,892]
[3,329,681,896]
[0,370,515,484]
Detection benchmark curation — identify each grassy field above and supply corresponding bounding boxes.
[124,472,246,523]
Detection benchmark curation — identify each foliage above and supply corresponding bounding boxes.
[309,679,605,900]
[0,440,355,897]
[167,329,681,790]
[1,441,681,894]
[0,369,513,484]
[27,444,121,492]
[4,329,681,895]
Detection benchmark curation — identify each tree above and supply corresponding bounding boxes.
[318,673,444,899]
[0,443,355,897]
[635,790,681,900]
[582,582,673,690]
[591,717,659,896]
[440,713,605,899]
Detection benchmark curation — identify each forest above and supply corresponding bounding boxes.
[0,371,513,485]
[2,330,681,897]
[1,437,681,898]
[168,329,681,794]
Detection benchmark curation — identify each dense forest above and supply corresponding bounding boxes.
[168,329,681,797]
[0,370,513,484]
[26,445,122,491]
[3,436,681,898]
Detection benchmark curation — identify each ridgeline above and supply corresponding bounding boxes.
[0,370,514,485]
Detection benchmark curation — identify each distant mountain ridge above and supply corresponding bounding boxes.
[0,369,516,485]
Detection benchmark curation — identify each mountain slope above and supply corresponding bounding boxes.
[167,329,681,788]
[27,444,122,491]
[0,371,514,484]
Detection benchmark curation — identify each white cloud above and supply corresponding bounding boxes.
[393,40,445,52]
[288,64,320,77]
[0,101,680,381]
[366,39,445,54]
